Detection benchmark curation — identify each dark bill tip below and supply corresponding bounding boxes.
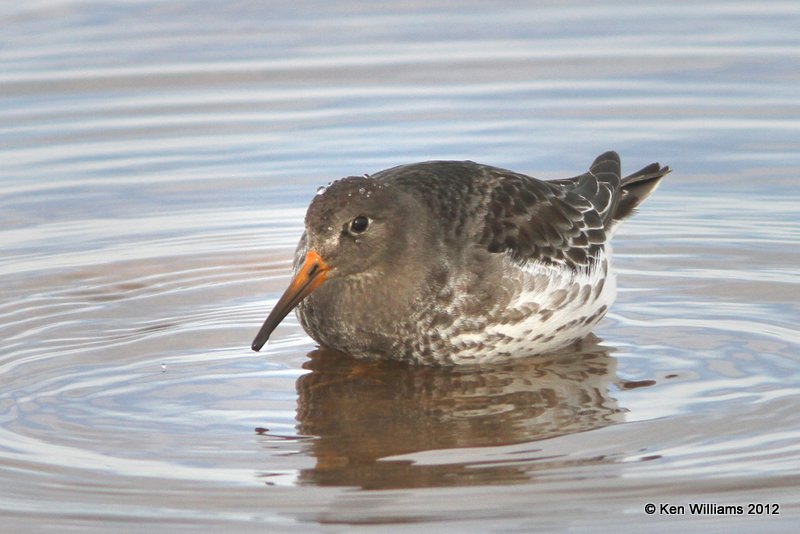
[251,250,329,352]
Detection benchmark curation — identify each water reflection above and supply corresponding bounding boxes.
[286,337,624,489]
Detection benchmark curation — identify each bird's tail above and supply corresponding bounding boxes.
[612,161,671,225]
[549,150,671,233]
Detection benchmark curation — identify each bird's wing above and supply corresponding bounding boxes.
[478,152,623,269]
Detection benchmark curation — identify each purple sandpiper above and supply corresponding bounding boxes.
[252,151,669,365]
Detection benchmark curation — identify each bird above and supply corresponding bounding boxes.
[252,151,670,365]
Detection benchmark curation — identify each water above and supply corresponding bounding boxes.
[2,1,800,531]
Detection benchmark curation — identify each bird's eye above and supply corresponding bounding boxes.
[348,215,370,235]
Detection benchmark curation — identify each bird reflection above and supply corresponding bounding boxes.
[281,336,626,489]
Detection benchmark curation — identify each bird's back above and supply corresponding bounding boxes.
[376,151,669,272]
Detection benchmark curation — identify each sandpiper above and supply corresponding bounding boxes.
[252,151,669,365]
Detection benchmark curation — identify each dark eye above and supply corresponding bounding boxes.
[349,215,370,235]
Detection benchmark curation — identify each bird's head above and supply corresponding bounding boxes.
[251,176,428,351]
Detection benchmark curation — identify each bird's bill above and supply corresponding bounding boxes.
[251,250,329,352]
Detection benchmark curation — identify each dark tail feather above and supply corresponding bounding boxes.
[612,162,671,224]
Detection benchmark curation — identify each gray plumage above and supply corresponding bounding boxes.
[252,151,670,365]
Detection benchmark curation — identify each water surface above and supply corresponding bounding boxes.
[2,1,800,531]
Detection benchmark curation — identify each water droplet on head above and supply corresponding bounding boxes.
[316,186,326,195]
[358,187,366,195]
[327,226,333,232]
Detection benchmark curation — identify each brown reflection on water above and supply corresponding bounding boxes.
[286,337,625,489]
